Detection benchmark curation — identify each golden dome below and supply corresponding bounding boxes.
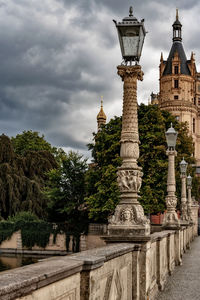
[97,99,106,121]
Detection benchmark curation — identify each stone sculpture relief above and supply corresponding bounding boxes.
[117,170,142,192]
[109,204,149,226]
[165,196,177,208]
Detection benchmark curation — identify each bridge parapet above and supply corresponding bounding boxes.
[0,225,197,300]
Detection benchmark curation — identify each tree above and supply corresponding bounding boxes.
[11,130,53,155]
[85,117,122,222]
[11,130,67,166]
[85,104,196,222]
[0,134,57,219]
[45,151,88,234]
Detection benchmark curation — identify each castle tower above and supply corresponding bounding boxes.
[97,97,106,131]
[159,9,200,166]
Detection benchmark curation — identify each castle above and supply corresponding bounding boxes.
[152,9,200,170]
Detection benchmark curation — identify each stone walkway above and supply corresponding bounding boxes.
[156,236,200,300]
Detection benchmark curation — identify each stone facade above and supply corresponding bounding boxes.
[154,11,200,167]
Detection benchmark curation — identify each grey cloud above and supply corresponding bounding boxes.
[1,0,200,157]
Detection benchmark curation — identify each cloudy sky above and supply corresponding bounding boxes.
[1,0,200,159]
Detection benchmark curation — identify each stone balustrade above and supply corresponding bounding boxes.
[0,224,197,300]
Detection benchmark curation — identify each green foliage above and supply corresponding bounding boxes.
[11,130,53,156]
[138,105,195,213]
[0,221,16,244]
[85,117,122,222]
[7,211,39,222]
[11,130,66,165]
[45,151,88,234]
[0,211,82,251]
[20,221,52,249]
[0,134,57,219]
[0,218,52,249]
[86,104,196,222]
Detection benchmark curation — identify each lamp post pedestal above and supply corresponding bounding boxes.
[180,175,189,225]
[106,65,150,240]
[162,150,180,229]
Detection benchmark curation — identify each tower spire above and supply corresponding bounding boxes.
[176,8,179,21]
[172,8,182,42]
[160,52,163,62]
[97,96,106,131]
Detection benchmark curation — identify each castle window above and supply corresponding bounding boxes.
[174,95,179,100]
[175,115,179,121]
[174,66,179,74]
[198,97,200,105]
[174,80,179,89]
[193,118,195,133]
[198,84,200,92]
[194,97,196,105]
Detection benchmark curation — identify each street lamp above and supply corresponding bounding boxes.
[165,123,177,151]
[187,174,193,223]
[180,158,188,224]
[162,124,180,229]
[113,6,146,63]
[106,6,150,240]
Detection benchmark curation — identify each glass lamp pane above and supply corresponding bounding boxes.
[165,125,177,148]
[122,36,139,56]
[187,175,192,186]
[180,159,188,174]
[165,133,177,148]
[138,27,145,58]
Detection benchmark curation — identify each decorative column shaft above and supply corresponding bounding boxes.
[162,150,180,229]
[180,175,188,224]
[107,65,150,238]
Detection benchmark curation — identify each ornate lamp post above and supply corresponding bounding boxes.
[187,174,193,223]
[180,158,189,224]
[106,6,150,239]
[162,124,180,229]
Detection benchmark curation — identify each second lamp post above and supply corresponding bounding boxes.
[180,158,189,224]
[162,124,180,229]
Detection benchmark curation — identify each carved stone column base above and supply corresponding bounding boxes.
[180,219,189,226]
[162,211,180,230]
[107,203,150,237]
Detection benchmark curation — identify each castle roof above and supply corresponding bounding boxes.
[163,41,191,76]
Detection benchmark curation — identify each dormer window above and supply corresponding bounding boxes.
[174,66,179,74]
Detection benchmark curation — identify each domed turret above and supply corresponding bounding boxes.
[97,97,106,131]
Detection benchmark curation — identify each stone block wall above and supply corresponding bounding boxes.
[0,224,197,300]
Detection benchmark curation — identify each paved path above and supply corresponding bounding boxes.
[156,236,200,300]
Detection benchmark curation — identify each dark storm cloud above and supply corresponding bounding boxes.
[1,0,200,157]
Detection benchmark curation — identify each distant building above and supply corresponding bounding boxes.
[151,9,200,168]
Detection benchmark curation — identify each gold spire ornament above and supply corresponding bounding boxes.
[176,8,179,20]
